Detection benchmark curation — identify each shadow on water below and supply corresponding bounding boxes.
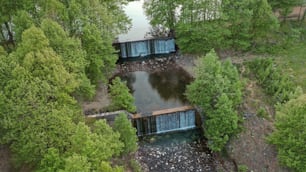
[118,67,192,113]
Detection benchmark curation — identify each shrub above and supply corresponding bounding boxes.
[247,58,300,103]
[109,77,136,113]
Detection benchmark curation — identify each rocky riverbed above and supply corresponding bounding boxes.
[135,129,236,172]
[136,140,214,172]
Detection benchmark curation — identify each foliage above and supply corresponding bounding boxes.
[144,0,179,33]
[247,58,301,103]
[238,164,249,172]
[98,161,124,172]
[268,0,304,17]
[81,24,117,85]
[60,154,91,172]
[144,0,280,53]
[0,0,130,87]
[0,26,128,171]
[222,0,253,50]
[205,94,239,151]
[176,20,230,53]
[114,113,138,154]
[257,107,269,119]
[129,159,142,172]
[186,50,242,151]
[268,94,306,171]
[41,19,95,98]
[251,0,279,51]
[109,77,136,113]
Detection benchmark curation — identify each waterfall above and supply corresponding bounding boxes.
[156,110,196,134]
[134,109,196,136]
[119,38,176,58]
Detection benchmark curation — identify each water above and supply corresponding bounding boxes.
[118,0,152,42]
[119,68,192,113]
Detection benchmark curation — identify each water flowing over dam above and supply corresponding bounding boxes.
[133,106,197,136]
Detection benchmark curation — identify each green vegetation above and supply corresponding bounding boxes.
[268,94,306,172]
[275,42,306,91]
[0,0,138,171]
[247,58,302,104]
[114,113,138,154]
[238,164,249,172]
[186,50,243,151]
[144,0,279,53]
[109,77,136,113]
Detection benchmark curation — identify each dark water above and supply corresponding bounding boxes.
[119,68,192,113]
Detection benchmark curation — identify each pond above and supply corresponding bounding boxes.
[119,67,192,113]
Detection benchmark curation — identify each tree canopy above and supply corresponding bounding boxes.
[186,50,242,151]
[144,0,279,53]
[269,94,306,172]
[0,1,138,171]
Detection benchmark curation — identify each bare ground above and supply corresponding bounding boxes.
[0,146,12,172]
[81,82,110,114]
[226,79,289,172]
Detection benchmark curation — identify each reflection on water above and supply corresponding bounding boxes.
[118,0,152,42]
[119,68,192,113]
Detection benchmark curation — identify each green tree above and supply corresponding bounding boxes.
[114,113,138,154]
[186,50,242,151]
[60,154,91,172]
[205,94,238,151]
[41,19,95,98]
[176,0,230,53]
[82,24,117,85]
[269,94,306,171]
[38,148,63,172]
[251,0,279,48]
[109,77,136,113]
[0,27,82,166]
[222,0,253,50]
[144,0,179,35]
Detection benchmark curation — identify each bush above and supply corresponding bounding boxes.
[109,77,136,113]
[238,164,248,172]
[247,58,300,103]
[129,159,142,172]
[268,94,306,171]
[113,113,138,154]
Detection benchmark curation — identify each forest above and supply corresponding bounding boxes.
[0,0,306,171]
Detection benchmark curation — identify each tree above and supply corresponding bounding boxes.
[114,113,138,154]
[269,94,306,171]
[222,0,253,50]
[144,0,179,36]
[251,0,279,47]
[41,19,95,98]
[0,27,82,166]
[0,1,134,170]
[109,77,136,113]
[81,24,117,85]
[60,154,91,172]
[186,50,242,151]
[176,0,230,53]
[205,94,238,151]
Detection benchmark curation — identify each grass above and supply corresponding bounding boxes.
[274,42,306,91]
